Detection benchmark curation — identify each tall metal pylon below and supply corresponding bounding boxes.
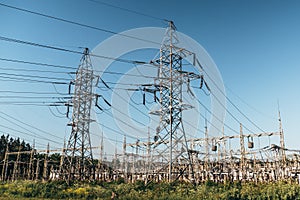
[149,21,200,183]
[62,48,95,183]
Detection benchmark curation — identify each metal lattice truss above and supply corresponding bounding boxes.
[147,22,202,183]
[62,48,95,182]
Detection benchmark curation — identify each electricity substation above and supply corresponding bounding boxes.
[1,22,300,185]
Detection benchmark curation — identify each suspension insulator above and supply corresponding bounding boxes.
[143,93,145,105]
[156,127,160,134]
[200,78,204,89]
[211,145,217,152]
[154,135,159,142]
[248,141,254,149]
[66,105,70,118]
[248,137,254,148]
[68,81,73,94]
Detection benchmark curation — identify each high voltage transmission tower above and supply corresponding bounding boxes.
[61,48,96,183]
[141,21,208,183]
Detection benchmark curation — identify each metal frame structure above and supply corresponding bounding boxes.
[62,48,95,183]
[147,21,201,183]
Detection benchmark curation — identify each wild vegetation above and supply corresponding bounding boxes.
[1,135,300,199]
[0,180,300,199]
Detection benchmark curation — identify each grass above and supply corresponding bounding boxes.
[0,180,300,199]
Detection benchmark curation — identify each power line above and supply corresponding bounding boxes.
[203,85,254,133]
[0,72,70,81]
[0,36,148,65]
[94,121,139,141]
[100,107,151,140]
[0,120,61,145]
[196,60,267,133]
[226,93,266,133]
[0,90,70,95]
[193,95,240,135]
[0,57,157,79]
[98,79,236,139]
[181,96,219,134]
[0,111,64,140]
[97,79,159,125]
[121,89,199,138]
[226,86,277,121]
[0,75,68,85]
[110,104,155,131]
[181,93,238,135]
[0,1,267,149]
[144,92,206,137]
[0,60,264,135]
[0,55,271,135]
[0,102,63,106]
[0,101,65,105]
[0,96,70,99]
[0,66,73,75]
[0,64,155,80]
[0,60,261,137]
[98,81,153,87]
[0,57,77,70]
[48,106,67,119]
[87,0,166,22]
[0,132,52,149]
[0,2,161,46]
[89,131,123,144]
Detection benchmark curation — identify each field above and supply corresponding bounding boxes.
[0,180,300,200]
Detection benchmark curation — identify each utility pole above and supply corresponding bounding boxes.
[1,144,8,181]
[12,144,22,180]
[239,123,246,181]
[278,109,286,166]
[35,159,40,180]
[43,143,50,181]
[100,132,104,167]
[27,140,35,180]
[222,126,227,160]
[59,139,66,180]
[62,48,96,183]
[122,134,127,181]
[146,128,151,177]
[204,123,209,176]
[135,140,139,177]
[97,132,104,180]
[113,141,118,172]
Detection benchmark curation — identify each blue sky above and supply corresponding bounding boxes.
[0,0,299,156]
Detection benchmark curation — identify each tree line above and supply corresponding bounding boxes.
[0,134,32,161]
[0,134,63,181]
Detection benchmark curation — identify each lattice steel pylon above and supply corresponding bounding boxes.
[149,21,199,183]
[62,48,95,183]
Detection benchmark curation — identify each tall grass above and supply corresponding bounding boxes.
[0,180,299,199]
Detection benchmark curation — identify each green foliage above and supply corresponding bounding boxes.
[0,134,33,180]
[1,180,300,199]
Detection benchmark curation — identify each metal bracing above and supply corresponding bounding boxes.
[148,21,198,183]
[278,110,286,166]
[62,48,95,182]
[127,131,281,148]
[239,124,246,179]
